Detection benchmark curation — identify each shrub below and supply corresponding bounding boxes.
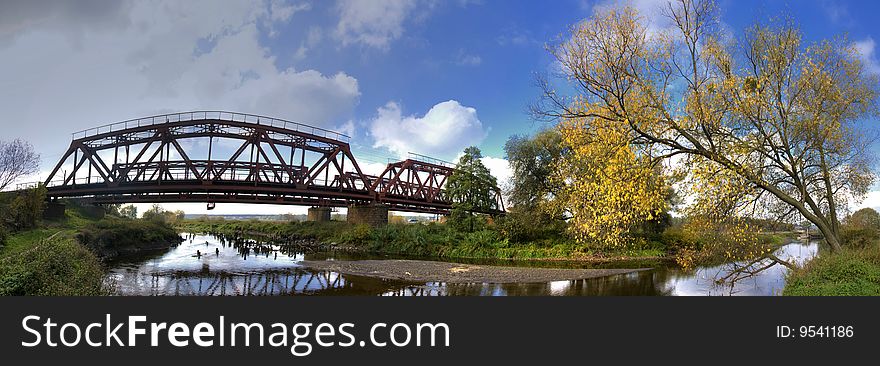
[0,225,8,247]
[0,235,106,296]
[496,207,567,243]
[76,218,181,252]
[3,186,46,230]
[841,227,880,249]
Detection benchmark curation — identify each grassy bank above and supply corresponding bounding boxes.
[178,219,684,262]
[783,248,880,296]
[0,202,182,295]
[0,231,106,295]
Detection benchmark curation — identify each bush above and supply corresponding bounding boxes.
[3,186,46,230]
[0,225,8,247]
[76,218,181,253]
[784,249,880,296]
[0,234,106,296]
[841,227,880,249]
[447,207,487,233]
[496,207,567,243]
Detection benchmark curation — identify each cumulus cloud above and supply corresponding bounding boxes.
[369,100,489,160]
[0,0,361,174]
[854,37,880,75]
[480,156,512,188]
[334,0,421,50]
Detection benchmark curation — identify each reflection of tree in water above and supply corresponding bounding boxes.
[190,232,306,260]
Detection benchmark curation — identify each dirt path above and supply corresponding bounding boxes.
[301,259,648,283]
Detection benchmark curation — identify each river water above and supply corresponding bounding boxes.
[106,233,819,296]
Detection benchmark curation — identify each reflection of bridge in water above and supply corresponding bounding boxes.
[108,268,674,296]
[112,270,354,296]
[40,111,504,215]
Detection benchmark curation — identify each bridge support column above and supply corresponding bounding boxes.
[346,203,388,227]
[43,201,66,220]
[307,207,332,222]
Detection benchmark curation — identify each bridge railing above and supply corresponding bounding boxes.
[71,111,351,142]
[406,152,455,168]
[44,173,351,191]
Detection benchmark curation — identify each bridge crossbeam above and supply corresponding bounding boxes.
[42,111,505,215]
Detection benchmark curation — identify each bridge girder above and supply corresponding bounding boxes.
[42,111,505,215]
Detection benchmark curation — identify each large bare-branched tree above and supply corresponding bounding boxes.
[534,0,878,251]
[0,139,40,191]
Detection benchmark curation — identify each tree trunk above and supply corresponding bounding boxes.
[814,222,842,252]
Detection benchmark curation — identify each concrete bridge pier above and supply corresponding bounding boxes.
[43,200,66,220]
[307,207,332,222]
[346,203,389,226]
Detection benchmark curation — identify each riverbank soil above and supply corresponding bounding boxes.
[301,259,647,283]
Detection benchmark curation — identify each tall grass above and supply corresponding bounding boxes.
[0,233,107,296]
[783,248,880,296]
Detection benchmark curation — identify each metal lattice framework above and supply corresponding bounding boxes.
[43,111,504,214]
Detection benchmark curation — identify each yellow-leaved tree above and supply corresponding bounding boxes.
[534,0,878,252]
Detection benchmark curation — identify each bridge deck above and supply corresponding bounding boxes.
[41,111,504,215]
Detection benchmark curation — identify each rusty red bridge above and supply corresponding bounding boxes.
[42,111,504,217]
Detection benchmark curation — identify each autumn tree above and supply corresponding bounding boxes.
[0,139,40,191]
[841,207,880,248]
[535,0,878,252]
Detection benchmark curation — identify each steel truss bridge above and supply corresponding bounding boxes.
[42,111,504,215]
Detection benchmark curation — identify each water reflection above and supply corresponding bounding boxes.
[107,233,819,296]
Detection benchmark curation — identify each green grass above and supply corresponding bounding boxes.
[783,248,880,296]
[177,219,671,261]
[1,202,182,296]
[0,232,107,296]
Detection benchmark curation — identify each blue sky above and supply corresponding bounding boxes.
[1,0,879,214]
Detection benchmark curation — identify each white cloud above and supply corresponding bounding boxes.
[334,0,421,50]
[854,190,880,211]
[369,100,488,160]
[591,0,674,38]
[0,0,361,177]
[357,161,391,176]
[854,37,880,75]
[455,49,482,66]
[820,0,854,27]
[480,156,512,188]
[294,25,324,61]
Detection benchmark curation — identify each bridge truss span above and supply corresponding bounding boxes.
[43,111,505,215]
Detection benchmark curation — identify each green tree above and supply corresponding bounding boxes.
[446,146,501,232]
[142,204,166,222]
[503,129,564,211]
[119,205,138,219]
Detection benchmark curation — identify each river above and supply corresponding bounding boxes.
[106,233,819,296]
